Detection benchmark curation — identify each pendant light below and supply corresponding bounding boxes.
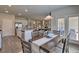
[44,12,53,20]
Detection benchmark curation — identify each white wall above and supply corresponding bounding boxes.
[0,13,15,37]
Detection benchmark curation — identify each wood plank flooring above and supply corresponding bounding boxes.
[0,36,23,53]
[69,43,79,53]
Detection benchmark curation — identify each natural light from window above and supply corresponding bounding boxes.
[69,16,78,41]
[58,18,65,36]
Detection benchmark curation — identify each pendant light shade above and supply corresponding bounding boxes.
[44,12,53,20]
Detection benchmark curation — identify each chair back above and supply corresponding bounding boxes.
[38,30,44,38]
[20,39,32,53]
[32,30,39,41]
[69,29,76,40]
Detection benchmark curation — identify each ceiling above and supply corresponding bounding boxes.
[0,5,69,18]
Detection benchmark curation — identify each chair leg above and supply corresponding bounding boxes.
[21,42,25,53]
[62,39,66,53]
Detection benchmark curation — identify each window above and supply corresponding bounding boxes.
[15,22,22,28]
[58,18,65,36]
[69,16,78,40]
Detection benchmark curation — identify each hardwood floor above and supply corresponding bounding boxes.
[69,43,79,53]
[0,36,23,53]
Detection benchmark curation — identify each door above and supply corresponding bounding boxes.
[69,16,78,41]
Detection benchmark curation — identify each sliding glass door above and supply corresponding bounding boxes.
[69,16,78,41]
[57,16,79,53]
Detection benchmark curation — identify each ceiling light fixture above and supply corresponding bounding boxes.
[44,12,53,20]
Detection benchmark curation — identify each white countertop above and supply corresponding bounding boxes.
[32,35,58,46]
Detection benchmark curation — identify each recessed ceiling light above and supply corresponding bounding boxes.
[25,9,28,12]
[18,13,22,16]
[5,10,8,13]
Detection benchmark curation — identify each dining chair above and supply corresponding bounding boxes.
[40,36,63,53]
[40,41,63,53]
[32,30,39,41]
[38,30,44,38]
[20,39,32,53]
[53,30,60,35]
[62,34,70,53]
[69,29,76,40]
